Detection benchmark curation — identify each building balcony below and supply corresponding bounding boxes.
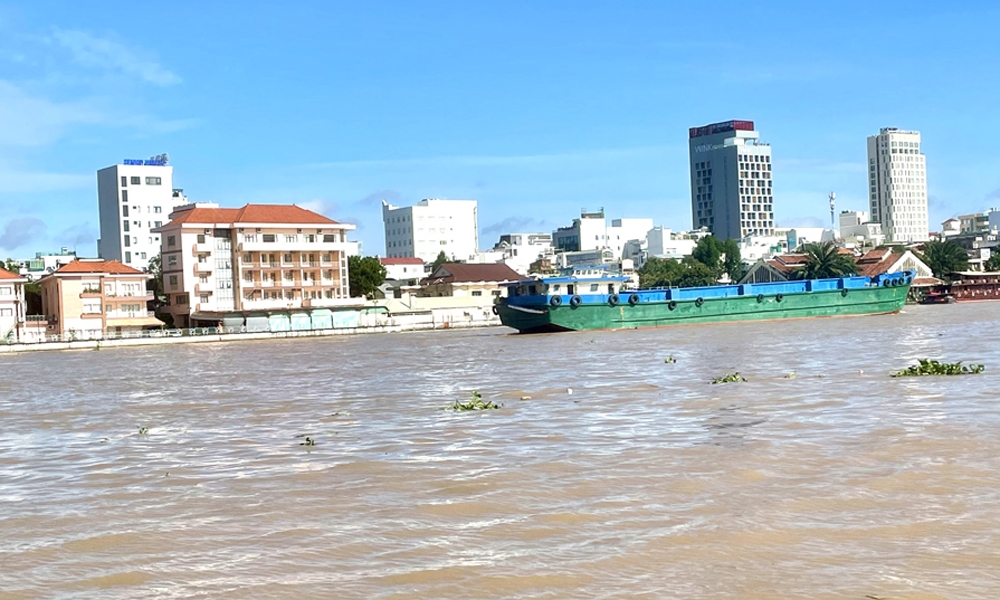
[241,298,305,310]
[194,283,213,294]
[193,263,212,274]
[238,240,354,253]
[80,288,102,298]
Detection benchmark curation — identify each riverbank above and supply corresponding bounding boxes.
[0,318,503,354]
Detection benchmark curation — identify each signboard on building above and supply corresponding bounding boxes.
[689,120,755,139]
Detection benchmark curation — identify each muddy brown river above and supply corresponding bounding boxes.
[2,303,999,598]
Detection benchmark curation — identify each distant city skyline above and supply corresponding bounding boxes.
[2,2,1000,257]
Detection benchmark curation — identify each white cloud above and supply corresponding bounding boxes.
[0,80,103,147]
[50,27,181,86]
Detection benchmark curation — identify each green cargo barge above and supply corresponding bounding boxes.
[495,271,914,334]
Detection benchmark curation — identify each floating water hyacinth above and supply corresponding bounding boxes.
[891,359,985,378]
[449,390,501,411]
[711,372,747,384]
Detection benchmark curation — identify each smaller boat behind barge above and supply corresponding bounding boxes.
[495,271,915,334]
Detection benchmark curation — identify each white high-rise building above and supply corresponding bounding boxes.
[689,120,774,240]
[866,128,929,243]
[382,198,479,262]
[97,154,188,271]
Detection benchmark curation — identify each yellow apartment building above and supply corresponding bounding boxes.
[38,259,159,340]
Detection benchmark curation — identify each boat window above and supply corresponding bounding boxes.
[608,284,615,294]
[568,284,575,295]
[518,285,527,296]
[590,284,600,292]
[528,285,537,295]
[552,284,561,292]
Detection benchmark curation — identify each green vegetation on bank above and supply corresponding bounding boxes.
[348,255,387,298]
[891,359,985,377]
[638,236,744,288]
[918,240,969,279]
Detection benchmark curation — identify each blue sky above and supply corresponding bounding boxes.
[2,1,999,258]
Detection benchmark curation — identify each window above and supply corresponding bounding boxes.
[120,176,127,187]
[197,234,206,244]
[285,234,297,243]
[0,308,11,317]
[145,177,162,185]
[491,289,501,296]
[242,253,252,262]
[123,221,130,232]
[262,234,276,243]
[123,236,131,247]
[154,221,162,228]
[177,294,188,305]
[283,253,292,263]
[471,290,483,297]
[121,190,128,203]
[131,176,141,185]
[154,207,162,214]
[167,235,176,247]
[140,252,147,259]
[125,251,131,263]
[167,255,177,266]
[323,234,336,242]
[305,234,315,243]
[244,234,257,243]
[122,205,129,217]
[200,294,209,304]
[169,275,178,286]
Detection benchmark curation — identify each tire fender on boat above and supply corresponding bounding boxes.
[628,293,640,306]
[492,305,499,315]
[550,295,562,307]
[775,294,784,302]
[694,297,704,307]
[756,294,764,303]
[569,295,582,307]
[841,288,849,297]
[667,301,677,310]
[608,294,620,306]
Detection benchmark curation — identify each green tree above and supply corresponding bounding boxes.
[720,238,745,282]
[677,258,720,287]
[985,253,1000,272]
[796,242,857,279]
[146,253,167,308]
[637,257,685,288]
[3,258,19,274]
[691,236,724,272]
[348,255,387,298]
[919,240,969,278]
[430,250,450,271]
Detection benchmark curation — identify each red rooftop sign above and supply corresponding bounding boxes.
[689,120,755,138]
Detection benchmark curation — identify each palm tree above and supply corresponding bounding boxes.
[796,242,857,279]
[919,240,969,278]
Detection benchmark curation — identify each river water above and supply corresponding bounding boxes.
[2,303,1000,599]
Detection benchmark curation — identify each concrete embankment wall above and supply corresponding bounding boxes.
[1,308,505,354]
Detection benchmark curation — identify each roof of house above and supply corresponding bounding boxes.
[380,257,424,265]
[53,259,146,276]
[166,204,340,226]
[0,266,24,280]
[855,249,904,278]
[421,262,523,285]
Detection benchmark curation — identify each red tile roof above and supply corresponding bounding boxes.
[855,249,903,278]
[54,260,146,275]
[0,266,24,280]
[381,257,424,265]
[422,263,522,285]
[167,204,339,226]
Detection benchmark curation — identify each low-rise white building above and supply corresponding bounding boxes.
[382,198,479,262]
[380,257,425,282]
[490,232,554,274]
[0,266,27,342]
[13,249,78,281]
[607,218,654,258]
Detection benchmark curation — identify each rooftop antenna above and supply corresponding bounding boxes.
[829,192,836,228]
